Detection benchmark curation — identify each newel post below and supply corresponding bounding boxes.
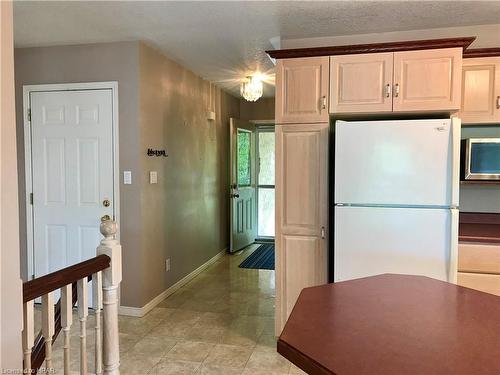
[97,220,122,375]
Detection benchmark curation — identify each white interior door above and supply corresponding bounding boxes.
[229,118,257,252]
[335,119,457,206]
[29,89,115,279]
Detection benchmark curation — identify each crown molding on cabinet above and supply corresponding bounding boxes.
[266,37,476,59]
[463,48,500,58]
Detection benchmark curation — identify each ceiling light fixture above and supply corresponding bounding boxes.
[240,75,263,102]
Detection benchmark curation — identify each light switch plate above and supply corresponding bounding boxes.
[150,171,158,184]
[123,171,132,185]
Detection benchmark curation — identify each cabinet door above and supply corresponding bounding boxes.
[393,48,462,112]
[458,242,500,274]
[460,58,500,124]
[275,123,328,335]
[275,57,329,124]
[457,272,500,296]
[330,53,393,113]
[281,235,327,318]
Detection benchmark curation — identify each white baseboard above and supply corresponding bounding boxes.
[118,248,227,317]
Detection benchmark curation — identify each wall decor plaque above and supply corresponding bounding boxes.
[147,148,168,157]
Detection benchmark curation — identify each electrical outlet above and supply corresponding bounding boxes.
[166,258,171,272]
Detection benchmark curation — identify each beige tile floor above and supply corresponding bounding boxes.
[44,244,306,374]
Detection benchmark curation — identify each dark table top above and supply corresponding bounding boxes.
[278,274,500,375]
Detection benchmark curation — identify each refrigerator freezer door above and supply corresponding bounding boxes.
[334,206,454,282]
[335,119,455,206]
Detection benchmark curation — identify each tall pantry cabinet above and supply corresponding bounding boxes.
[275,57,329,335]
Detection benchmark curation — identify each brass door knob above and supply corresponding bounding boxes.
[103,199,111,207]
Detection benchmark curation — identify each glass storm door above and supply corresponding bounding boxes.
[257,129,275,237]
[229,118,257,252]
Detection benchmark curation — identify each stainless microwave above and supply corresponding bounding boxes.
[462,138,500,180]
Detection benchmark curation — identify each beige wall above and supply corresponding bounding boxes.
[1,1,23,370]
[239,97,275,121]
[14,41,239,308]
[138,43,239,305]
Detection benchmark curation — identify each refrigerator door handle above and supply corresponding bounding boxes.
[448,208,459,284]
[451,118,461,208]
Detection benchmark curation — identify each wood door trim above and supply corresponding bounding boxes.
[267,37,475,59]
[463,48,500,58]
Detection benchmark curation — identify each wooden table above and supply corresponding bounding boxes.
[278,274,500,375]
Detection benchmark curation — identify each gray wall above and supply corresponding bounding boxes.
[14,41,239,308]
[460,125,500,213]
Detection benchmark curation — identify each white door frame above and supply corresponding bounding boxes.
[254,124,275,239]
[23,81,120,280]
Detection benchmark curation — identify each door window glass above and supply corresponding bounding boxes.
[257,130,275,237]
[258,188,275,237]
[258,132,275,185]
[238,130,251,186]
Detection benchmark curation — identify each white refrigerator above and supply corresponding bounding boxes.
[334,118,460,283]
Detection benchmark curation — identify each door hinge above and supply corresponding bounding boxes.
[29,193,33,205]
[27,108,31,122]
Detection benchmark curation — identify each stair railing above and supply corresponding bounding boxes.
[22,220,122,375]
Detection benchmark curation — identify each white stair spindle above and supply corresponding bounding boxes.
[42,292,55,371]
[61,284,73,375]
[22,300,35,371]
[97,220,122,375]
[78,277,89,375]
[93,271,103,375]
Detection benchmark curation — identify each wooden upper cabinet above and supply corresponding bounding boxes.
[459,57,500,124]
[330,53,393,113]
[275,57,329,124]
[393,48,462,112]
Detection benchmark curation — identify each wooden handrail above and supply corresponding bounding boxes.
[23,254,110,303]
[23,221,122,374]
[24,254,110,372]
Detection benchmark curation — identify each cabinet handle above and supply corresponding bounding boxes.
[321,227,325,239]
[385,84,391,98]
[394,83,400,98]
[321,96,327,110]
[496,96,500,109]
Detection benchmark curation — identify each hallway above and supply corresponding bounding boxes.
[118,245,305,374]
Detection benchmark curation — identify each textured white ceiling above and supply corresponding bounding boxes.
[13,1,500,98]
